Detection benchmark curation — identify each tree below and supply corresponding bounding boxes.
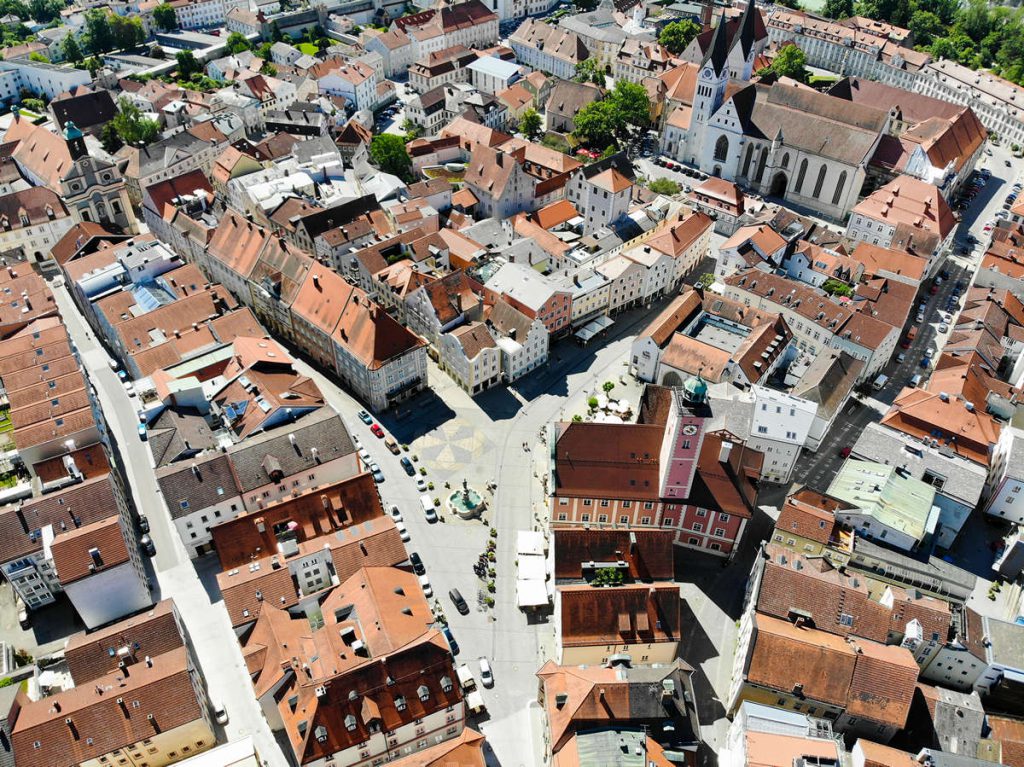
[909,9,944,46]
[658,19,700,54]
[61,33,83,64]
[100,122,123,153]
[256,41,273,60]
[110,97,160,147]
[270,20,284,42]
[602,380,615,393]
[82,8,113,54]
[821,0,853,18]
[260,61,277,76]
[151,44,165,59]
[152,3,177,30]
[573,81,650,147]
[20,97,43,112]
[226,31,251,54]
[518,108,542,139]
[27,51,47,62]
[27,0,61,22]
[109,14,144,50]
[822,278,853,297]
[175,49,201,78]
[574,57,603,86]
[648,177,681,195]
[370,134,412,179]
[766,44,807,81]
[84,56,102,77]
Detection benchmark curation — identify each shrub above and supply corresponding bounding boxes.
[484,596,495,607]
[427,482,434,491]
[433,497,441,506]
[489,528,498,538]
[588,396,599,409]
[419,467,427,475]
[572,414,583,422]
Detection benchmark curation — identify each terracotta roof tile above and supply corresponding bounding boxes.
[49,516,130,586]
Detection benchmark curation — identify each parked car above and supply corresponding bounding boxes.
[450,588,470,615]
[409,551,425,575]
[896,353,906,363]
[838,446,852,458]
[370,423,384,438]
[419,574,433,598]
[442,625,460,655]
[357,410,373,425]
[370,463,385,483]
[137,423,147,440]
[385,437,400,455]
[141,534,156,556]
[416,477,427,491]
[138,513,150,534]
[479,657,494,687]
[396,522,410,542]
[213,703,228,725]
[401,456,415,475]
[389,505,402,523]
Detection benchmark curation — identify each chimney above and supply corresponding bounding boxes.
[719,440,732,464]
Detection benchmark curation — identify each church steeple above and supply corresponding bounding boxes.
[63,121,88,162]
[737,0,758,60]
[702,10,730,76]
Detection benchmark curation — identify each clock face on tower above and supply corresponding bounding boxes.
[682,424,698,436]
[703,68,713,78]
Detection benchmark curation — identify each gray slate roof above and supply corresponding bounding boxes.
[156,453,239,519]
[852,422,986,506]
[227,409,355,492]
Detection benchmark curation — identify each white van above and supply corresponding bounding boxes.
[420,494,438,522]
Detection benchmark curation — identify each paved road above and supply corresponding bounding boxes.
[292,297,674,766]
[793,146,1013,492]
[50,285,291,767]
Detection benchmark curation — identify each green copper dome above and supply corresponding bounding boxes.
[63,120,83,141]
[683,373,708,403]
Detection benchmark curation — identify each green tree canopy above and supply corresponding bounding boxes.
[648,178,681,195]
[370,134,412,180]
[109,14,144,49]
[760,44,808,81]
[573,80,649,147]
[152,3,176,30]
[104,97,160,151]
[83,8,113,54]
[658,19,700,54]
[518,108,542,139]
[574,57,603,86]
[821,0,853,18]
[27,0,62,22]
[61,33,82,64]
[175,49,201,78]
[226,31,251,54]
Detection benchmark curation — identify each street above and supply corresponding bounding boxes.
[50,285,292,767]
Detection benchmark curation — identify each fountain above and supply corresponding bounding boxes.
[448,479,485,520]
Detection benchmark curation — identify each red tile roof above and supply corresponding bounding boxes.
[49,516,130,586]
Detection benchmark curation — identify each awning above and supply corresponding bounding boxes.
[517,553,546,580]
[574,314,615,342]
[516,578,549,607]
[516,530,546,556]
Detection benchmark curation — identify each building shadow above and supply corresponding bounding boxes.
[678,599,719,669]
[473,386,524,422]
[380,389,458,442]
[26,596,82,650]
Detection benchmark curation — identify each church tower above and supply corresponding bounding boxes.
[691,12,730,161]
[735,0,759,80]
[659,375,711,500]
[63,121,88,161]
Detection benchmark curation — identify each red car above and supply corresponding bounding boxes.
[838,446,852,458]
[370,423,384,438]
[929,284,939,295]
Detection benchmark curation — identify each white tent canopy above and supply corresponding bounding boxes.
[516,530,546,556]
[516,578,549,607]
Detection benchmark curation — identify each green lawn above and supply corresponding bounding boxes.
[297,42,319,56]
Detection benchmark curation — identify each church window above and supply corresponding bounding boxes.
[832,171,847,206]
[714,135,729,162]
[755,147,768,183]
[741,144,754,177]
[795,159,808,193]
[812,165,827,198]
[781,153,790,169]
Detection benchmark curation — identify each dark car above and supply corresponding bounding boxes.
[409,551,425,575]
[401,456,415,475]
[442,625,460,655]
[138,513,150,534]
[141,534,156,556]
[920,357,931,368]
[449,588,470,615]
